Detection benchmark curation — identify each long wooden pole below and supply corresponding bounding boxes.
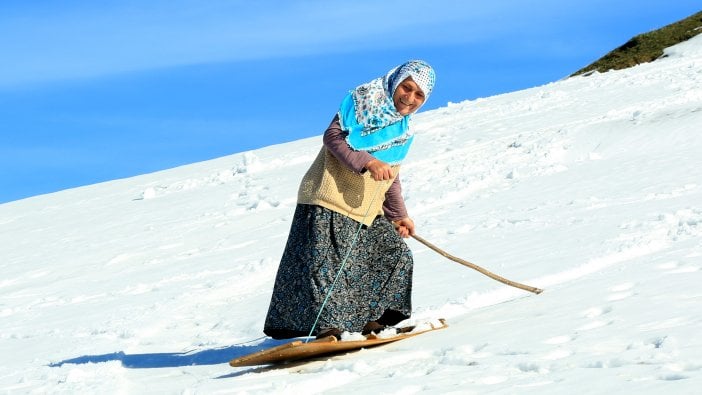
[411,234,543,295]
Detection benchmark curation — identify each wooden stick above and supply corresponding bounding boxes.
[411,234,543,295]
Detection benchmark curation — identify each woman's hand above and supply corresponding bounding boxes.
[393,217,415,238]
[365,159,394,181]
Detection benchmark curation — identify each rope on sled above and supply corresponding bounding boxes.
[305,181,387,342]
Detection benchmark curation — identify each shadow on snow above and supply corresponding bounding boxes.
[48,337,292,370]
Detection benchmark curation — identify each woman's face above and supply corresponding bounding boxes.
[393,77,426,115]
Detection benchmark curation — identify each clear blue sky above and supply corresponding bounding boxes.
[1,1,700,203]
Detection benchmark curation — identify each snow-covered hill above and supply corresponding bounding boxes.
[2,36,701,394]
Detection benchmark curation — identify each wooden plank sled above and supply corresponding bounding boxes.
[230,319,447,367]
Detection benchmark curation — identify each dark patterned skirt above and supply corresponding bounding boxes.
[263,204,413,338]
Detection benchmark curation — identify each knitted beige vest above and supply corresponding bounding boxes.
[297,148,399,226]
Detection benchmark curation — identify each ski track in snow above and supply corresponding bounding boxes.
[1,36,702,393]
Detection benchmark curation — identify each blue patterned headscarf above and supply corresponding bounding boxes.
[338,60,435,165]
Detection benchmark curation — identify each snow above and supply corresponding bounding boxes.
[1,35,702,394]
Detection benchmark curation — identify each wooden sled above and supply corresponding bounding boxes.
[230,319,447,367]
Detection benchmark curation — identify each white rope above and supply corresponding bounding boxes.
[305,181,386,341]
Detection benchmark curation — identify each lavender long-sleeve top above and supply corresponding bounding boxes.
[322,115,409,221]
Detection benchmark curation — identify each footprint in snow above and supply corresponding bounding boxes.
[581,305,613,319]
[656,260,700,274]
[577,306,614,331]
[607,282,636,301]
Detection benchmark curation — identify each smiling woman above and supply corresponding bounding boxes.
[393,78,426,115]
[263,60,436,340]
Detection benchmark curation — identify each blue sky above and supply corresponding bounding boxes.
[1,1,700,203]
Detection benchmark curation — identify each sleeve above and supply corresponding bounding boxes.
[323,114,409,220]
[323,115,375,173]
[382,177,409,221]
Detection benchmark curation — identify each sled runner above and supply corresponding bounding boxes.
[230,319,447,367]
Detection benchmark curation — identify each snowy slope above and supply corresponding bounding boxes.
[1,35,702,394]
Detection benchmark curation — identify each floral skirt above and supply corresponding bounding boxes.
[263,204,413,338]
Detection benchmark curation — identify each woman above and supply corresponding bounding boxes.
[263,60,436,339]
